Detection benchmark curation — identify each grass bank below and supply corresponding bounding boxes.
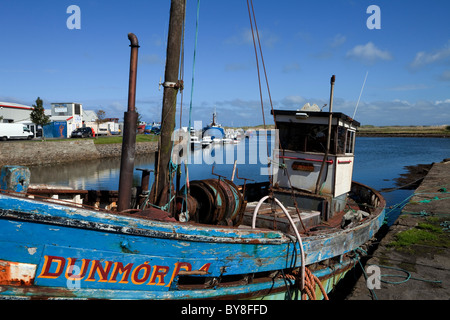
[225,124,450,137]
[358,125,450,137]
[388,217,450,250]
[24,134,159,144]
[93,134,159,144]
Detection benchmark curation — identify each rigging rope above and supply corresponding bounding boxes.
[384,182,450,220]
[246,0,266,129]
[246,0,308,233]
[188,0,200,133]
[179,0,201,217]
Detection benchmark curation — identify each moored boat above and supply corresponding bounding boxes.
[0,1,385,300]
[0,101,385,300]
[190,135,202,150]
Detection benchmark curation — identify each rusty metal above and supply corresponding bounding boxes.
[235,167,255,199]
[185,178,245,226]
[188,180,219,224]
[175,194,198,221]
[137,168,151,193]
[136,168,152,208]
[0,260,35,286]
[118,33,140,212]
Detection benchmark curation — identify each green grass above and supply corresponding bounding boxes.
[93,134,158,144]
[359,125,450,136]
[23,134,159,144]
[388,218,450,252]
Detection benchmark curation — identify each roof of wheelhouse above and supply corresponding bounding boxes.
[271,109,360,127]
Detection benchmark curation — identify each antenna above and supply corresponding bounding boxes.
[352,71,368,119]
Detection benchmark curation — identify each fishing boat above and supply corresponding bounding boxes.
[202,111,225,144]
[190,135,202,150]
[201,135,212,148]
[0,1,385,300]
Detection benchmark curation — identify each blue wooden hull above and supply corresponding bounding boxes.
[0,183,385,299]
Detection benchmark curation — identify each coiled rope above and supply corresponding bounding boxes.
[283,267,329,300]
[354,248,442,300]
[371,264,443,285]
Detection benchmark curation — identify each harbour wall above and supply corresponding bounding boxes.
[0,140,158,167]
[345,160,450,300]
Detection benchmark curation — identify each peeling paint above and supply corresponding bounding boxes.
[27,247,37,255]
[0,260,36,286]
[0,181,385,299]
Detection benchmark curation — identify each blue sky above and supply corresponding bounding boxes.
[1,0,449,126]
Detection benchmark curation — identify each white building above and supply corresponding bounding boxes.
[0,101,41,137]
[49,103,85,138]
[1,101,118,138]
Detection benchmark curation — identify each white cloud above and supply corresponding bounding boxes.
[353,99,450,125]
[346,42,393,64]
[435,99,450,105]
[313,34,347,60]
[282,62,301,73]
[410,41,450,69]
[140,54,164,65]
[439,70,450,81]
[280,95,306,108]
[224,28,279,48]
[330,34,346,48]
[392,99,412,106]
[180,95,450,127]
[388,84,429,91]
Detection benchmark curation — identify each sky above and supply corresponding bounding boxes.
[1,0,450,127]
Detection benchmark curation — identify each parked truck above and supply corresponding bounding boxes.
[0,123,34,141]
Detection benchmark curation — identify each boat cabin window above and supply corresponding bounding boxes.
[277,122,333,153]
[277,122,355,155]
[346,130,355,154]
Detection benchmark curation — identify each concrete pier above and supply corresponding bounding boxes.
[345,160,450,300]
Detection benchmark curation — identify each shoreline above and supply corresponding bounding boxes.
[357,133,450,138]
[0,139,158,167]
[343,159,450,300]
[0,133,448,167]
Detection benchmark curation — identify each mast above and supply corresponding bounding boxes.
[153,0,186,206]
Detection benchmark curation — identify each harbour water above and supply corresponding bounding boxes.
[29,136,450,225]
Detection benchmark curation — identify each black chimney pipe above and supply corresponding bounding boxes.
[118,33,140,212]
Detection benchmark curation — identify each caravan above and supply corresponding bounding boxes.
[0,123,34,141]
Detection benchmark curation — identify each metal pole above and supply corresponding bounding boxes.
[118,33,139,212]
[315,75,335,195]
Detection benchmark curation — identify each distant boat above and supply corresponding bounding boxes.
[201,135,212,148]
[244,129,253,138]
[202,111,224,144]
[190,135,201,150]
[150,122,161,134]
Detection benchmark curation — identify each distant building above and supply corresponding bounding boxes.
[0,102,41,137]
[1,101,119,139]
[49,103,83,138]
[82,109,98,134]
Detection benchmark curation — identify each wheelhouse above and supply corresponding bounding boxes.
[271,106,360,218]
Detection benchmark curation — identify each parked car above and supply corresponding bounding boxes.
[70,127,93,138]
